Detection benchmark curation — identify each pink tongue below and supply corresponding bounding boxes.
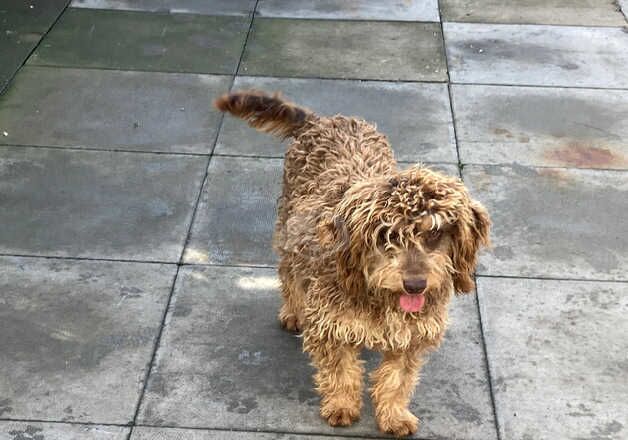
[399,293,426,313]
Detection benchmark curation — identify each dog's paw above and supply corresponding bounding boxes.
[377,409,419,437]
[279,314,302,332]
[321,406,360,427]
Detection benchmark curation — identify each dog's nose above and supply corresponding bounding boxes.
[403,279,427,294]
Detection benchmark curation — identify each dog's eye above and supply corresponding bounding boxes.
[377,229,399,246]
[424,230,442,247]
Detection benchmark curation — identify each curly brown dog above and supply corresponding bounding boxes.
[215,90,490,437]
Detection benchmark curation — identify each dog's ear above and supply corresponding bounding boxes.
[316,213,365,293]
[451,200,491,294]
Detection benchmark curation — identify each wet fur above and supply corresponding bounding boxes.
[215,90,490,437]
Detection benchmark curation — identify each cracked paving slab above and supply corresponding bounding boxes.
[463,164,628,280]
[0,256,176,423]
[0,67,229,154]
[0,146,206,261]
[215,76,457,163]
[478,277,628,440]
[138,265,496,439]
[444,23,628,88]
[452,84,628,169]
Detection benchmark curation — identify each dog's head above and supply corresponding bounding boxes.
[318,166,490,313]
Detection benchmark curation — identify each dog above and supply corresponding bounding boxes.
[215,90,490,437]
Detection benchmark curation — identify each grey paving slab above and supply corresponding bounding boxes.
[0,0,68,91]
[1,0,69,31]
[0,146,206,261]
[257,0,440,22]
[478,277,628,440]
[138,265,496,439]
[444,23,628,88]
[0,66,229,154]
[132,427,346,440]
[216,76,457,163]
[28,8,249,74]
[462,164,628,280]
[183,156,282,266]
[452,84,628,169]
[241,19,447,81]
[440,0,626,26]
[71,0,256,16]
[0,256,175,423]
[0,422,128,440]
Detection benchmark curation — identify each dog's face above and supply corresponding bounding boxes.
[319,166,490,313]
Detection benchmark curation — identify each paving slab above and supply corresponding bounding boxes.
[257,0,440,22]
[216,76,457,163]
[183,156,282,266]
[132,427,346,439]
[444,23,628,88]
[0,422,128,440]
[0,146,206,261]
[477,277,628,440]
[0,256,175,423]
[0,66,229,153]
[440,0,626,26]
[462,164,628,280]
[138,265,496,439]
[71,0,256,16]
[452,84,628,169]
[241,18,447,81]
[0,0,68,91]
[28,8,249,74]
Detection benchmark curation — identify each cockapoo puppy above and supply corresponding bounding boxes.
[215,91,490,437]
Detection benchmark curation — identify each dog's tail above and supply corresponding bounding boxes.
[214,90,312,138]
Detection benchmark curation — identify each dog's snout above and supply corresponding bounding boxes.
[403,278,427,294]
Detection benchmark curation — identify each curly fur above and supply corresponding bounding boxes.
[215,90,491,437]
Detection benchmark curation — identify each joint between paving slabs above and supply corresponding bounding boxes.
[126,3,262,439]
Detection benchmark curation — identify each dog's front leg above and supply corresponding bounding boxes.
[370,350,423,437]
[307,339,364,427]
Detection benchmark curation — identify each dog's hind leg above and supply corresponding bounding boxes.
[277,258,305,332]
[306,338,364,427]
[370,350,423,437]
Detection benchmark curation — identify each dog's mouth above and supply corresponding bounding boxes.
[399,292,426,313]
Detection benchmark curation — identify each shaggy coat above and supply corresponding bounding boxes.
[215,91,490,437]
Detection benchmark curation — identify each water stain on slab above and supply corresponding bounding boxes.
[493,127,513,138]
[8,425,44,440]
[472,165,628,278]
[0,398,12,416]
[455,85,628,169]
[2,303,155,372]
[544,142,627,169]
[459,39,578,70]
[446,24,628,88]
[493,94,624,141]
